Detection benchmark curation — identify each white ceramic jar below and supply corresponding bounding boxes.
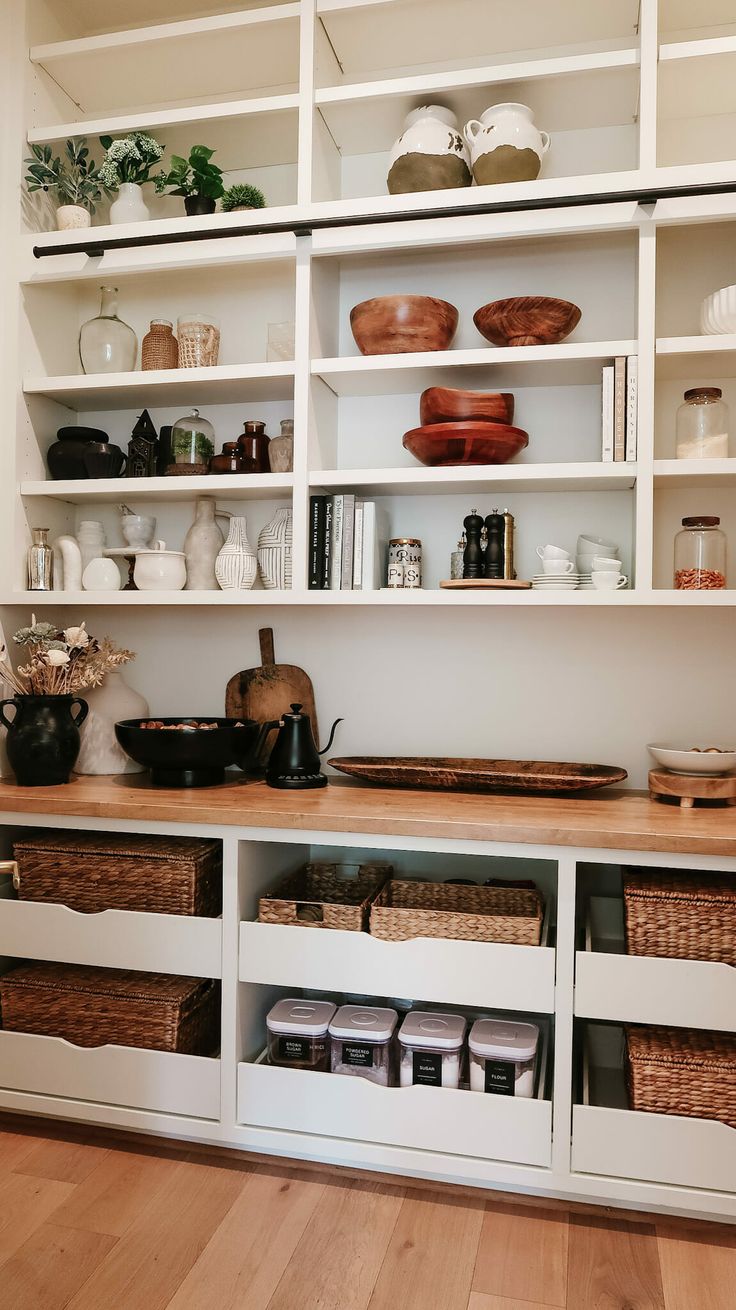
[387,106,471,195]
[329,1005,398,1086]
[468,1018,539,1097]
[398,1011,466,1088]
[463,103,550,186]
[133,541,186,591]
[267,998,336,1071]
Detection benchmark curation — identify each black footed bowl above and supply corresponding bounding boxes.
[115,717,268,787]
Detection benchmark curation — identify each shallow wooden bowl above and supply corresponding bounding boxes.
[350,294,459,355]
[403,420,528,466]
[474,296,581,347]
[419,387,514,426]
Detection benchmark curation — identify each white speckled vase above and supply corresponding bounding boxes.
[387,105,471,194]
[76,671,149,775]
[258,507,292,590]
[464,103,550,185]
[215,516,257,590]
[57,205,91,231]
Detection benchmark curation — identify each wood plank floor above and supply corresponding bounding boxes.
[0,1123,733,1309]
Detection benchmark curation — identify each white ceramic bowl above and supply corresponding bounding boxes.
[591,555,622,572]
[647,743,736,775]
[701,285,736,336]
[577,534,618,554]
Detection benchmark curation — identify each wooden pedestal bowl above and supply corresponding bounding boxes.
[403,420,528,466]
[419,386,514,426]
[474,296,581,347]
[350,294,459,355]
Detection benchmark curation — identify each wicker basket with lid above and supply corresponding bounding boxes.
[625,1024,736,1126]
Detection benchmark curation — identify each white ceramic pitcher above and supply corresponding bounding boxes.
[463,103,550,186]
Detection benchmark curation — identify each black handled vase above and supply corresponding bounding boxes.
[0,695,88,786]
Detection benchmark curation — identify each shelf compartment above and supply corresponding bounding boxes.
[656,335,736,381]
[0,1029,220,1119]
[237,1042,551,1167]
[653,459,736,487]
[21,473,294,504]
[575,897,736,1031]
[23,363,295,411]
[29,4,301,115]
[308,465,637,495]
[572,1026,736,1193]
[0,899,221,978]
[239,908,555,1012]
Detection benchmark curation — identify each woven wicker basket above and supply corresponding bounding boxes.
[259,862,392,930]
[623,868,736,965]
[0,962,220,1054]
[369,880,544,944]
[625,1024,736,1126]
[13,833,222,917]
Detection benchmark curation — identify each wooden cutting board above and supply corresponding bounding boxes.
[225,628,319,765]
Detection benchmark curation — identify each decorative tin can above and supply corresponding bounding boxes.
[389,538,422,589]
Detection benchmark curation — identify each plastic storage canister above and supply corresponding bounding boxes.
[329,1005,398,1085]
[266,997,336,1071]
[674,515,727,590]
[676,387,729,459]
[468,1018,539,1097]
[398,1011,466,1088]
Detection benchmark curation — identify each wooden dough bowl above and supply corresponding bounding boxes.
[350,295,458,355]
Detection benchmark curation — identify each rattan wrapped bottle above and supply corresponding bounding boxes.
[141,319,178,371]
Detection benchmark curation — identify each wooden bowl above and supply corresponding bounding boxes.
[403,420,528,466]
[419,386,514,426]
[473,296,581,347]
[350,294,459,355]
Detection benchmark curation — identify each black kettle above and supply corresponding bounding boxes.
[266,704,342,790]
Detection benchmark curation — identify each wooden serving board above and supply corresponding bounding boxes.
[440,579,532,590]
[329,757,628,794]
[225,628,318,766]
[649,767,736,808]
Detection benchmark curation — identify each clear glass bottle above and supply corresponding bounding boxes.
[170,409,216,469]
[28,528,53,591]
[268,418,294,473]
[674,515,727,590]
[676,387,729,459]
[141,319,178,371]
[79,287,138,375]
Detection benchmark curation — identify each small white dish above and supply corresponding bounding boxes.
[648,743,736,775]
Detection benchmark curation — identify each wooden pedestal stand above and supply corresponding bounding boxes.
[649,768,736,808]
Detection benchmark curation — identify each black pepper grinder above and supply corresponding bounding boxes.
[484,509,505,579]
[463,508,484,578]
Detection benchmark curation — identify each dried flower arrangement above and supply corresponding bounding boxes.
[0,618,133,697]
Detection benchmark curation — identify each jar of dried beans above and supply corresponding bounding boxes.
[674,516,726,590]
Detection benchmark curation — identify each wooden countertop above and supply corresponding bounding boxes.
[0,774,734,856]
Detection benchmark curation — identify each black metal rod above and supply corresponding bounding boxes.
[33,179,736,259]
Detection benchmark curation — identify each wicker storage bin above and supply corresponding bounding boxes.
[623,868,736,965]
[0,962,220,1054]
[259,862,392,930]
[369,880,544,944]
[12,833,222,917]
[625,1024,736,1126]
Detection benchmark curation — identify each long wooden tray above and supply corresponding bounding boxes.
[440,579,532,589]
[329,757,628,794]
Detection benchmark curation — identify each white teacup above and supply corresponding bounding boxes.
[591,571,627,590]
[591,555,622,572]
[542,558,575,575]
[536,544,570,561]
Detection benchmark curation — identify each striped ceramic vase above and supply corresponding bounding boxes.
[215,516,257,590]
[257,506,292,590]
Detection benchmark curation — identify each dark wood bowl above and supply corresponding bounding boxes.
[419,387,514,426]
[474,296,581,347]
[403,420,528,466]
[350,295,459,355]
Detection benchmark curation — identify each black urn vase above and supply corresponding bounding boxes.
[0,695,88,786]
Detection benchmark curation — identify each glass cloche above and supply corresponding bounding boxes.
[170,408,216,468]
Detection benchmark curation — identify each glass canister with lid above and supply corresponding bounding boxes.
[398,1010,466,1088]
[676,387,729,459]
[169,408,216,472]
[674,515,727,590]
[468,1018,539,1097]
[329,1004,398,1085]
[266,997,336,1071]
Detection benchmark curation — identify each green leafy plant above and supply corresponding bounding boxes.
[154,145,225,200]
[98,132,164,189]
[221,182,266,212]
[24,139,106,212]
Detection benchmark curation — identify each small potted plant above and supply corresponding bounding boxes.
[98,131,165,225]
[221,182,266,213]
[154,145,225,216]
[24,138,106,231]
[0,619,133,787]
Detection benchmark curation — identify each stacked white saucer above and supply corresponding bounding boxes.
[533,544,580,591]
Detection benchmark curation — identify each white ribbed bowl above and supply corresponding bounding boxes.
[701,285,736,334]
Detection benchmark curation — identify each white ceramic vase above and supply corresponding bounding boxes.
[387,105,471,195]
[463,103,550,186]
[77,671,149,775]
[215,516,257,590]
[258,507,292,590]
[184,497,224,590]
[56,205,91,231]
[109,182,150,224]
[52,535,83,591]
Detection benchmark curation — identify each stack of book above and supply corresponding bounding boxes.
[601,355,637,462]
[309,494,387,590]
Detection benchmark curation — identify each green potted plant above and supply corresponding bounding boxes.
[154,145,225,216]
[98,132,165,225]
[24,138,106,232]
[221,182,266,212]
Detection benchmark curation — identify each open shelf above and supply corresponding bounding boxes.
[656,334,736,380]
[23,363,296,410]
[653,458,736,487]
[21,473,294,504]
[308,464,637,495]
